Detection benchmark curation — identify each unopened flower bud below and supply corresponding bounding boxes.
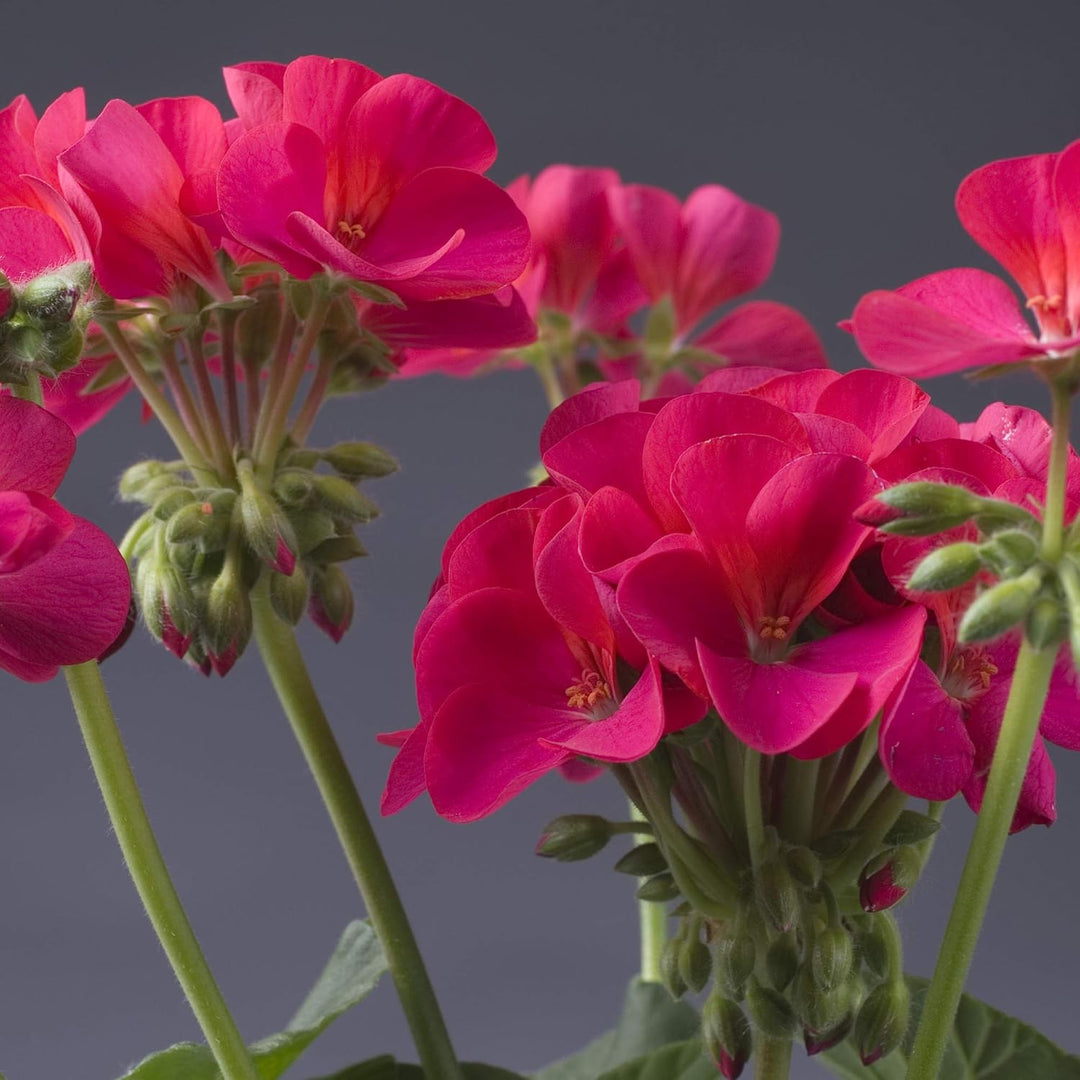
[312,473,380,522]
[859,847,921,912]
[746,979,798,1039]
[794,968,859,1051]
[703,993,752,1079]
[765,933,800,992]
[854,979,910,1066]
[957,568,1042,644]
[535,814,613,861]
[811,926,854,992]
[18,269,84,322]
[856,912,901,980]
[636,872,680,903]
[151,487,197,521]
[882,810,941,847]
[269,562,309,626]
[613,842,668,877]
[660,935,688,1000]
[906,541,982,593]
[307,534,369,564]
[119,460,182,503]
[205,566,252,672]
[309,564,354,642]
[238,461,297,575]
[784,846,822,888]
[859,481,981,536]
[979,528,1039,577]
[322,441,399,479]
[678,934,712,994]
[1026,592,1068,651]
[756,860,800,933]
[272,468,316,508]
[804,1014,855,1057]
[714,930,756,999]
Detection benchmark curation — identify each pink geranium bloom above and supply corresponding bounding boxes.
[0,397,130,680]
[382,486,703,821]
[218,56,529,303]
[849,141,1080,376]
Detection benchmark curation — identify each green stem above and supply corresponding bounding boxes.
[290,350,335,447]
[629,800,666,982]
[779,756,818,845]
[743,749,766,871]
[63,662,258,1080]
[217,311,242,447]
[906,377,1073,1080]
[836,783,909,885]
[754,1035,792,1079]
[185,331,234,480]
[249,579,463,1080]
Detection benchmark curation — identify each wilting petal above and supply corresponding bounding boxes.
[694,300,827,371]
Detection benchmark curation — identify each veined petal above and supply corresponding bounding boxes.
[0,205,74,281]
[608,183,682,302]
[0,397,74,494]
[693,300,828,371]
[223,61,286,130]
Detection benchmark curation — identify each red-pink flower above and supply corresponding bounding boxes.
[849,141,1080,376]
[382,485,703,821]
[218,56,529,303]
[0,397,130,680]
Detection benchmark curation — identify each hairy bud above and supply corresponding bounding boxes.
[756,860,800,933]
[660,935,688,1001]
[703,993,752,1080]
[906,541,982,593]
[958,568,1043,644]
[859,847,922,913]
[746,979,798,1039]
[854,979,910,1066]
[535,814,613,861]
[613,842,668,877]
[678,933,712,994]
[636,872,680,903]
[714,930,757,999]
[860,481,981,535]
[309,564,354,642]
[322,441,399,479]
[764,933,800,993]
[811,926,854,992]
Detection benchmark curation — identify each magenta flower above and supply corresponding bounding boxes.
[217,56,529,302]
[0,397,130,680]
[849,142,1080,376]
[382,485,703,821]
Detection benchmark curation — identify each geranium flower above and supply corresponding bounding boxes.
[849,142,1080,376]
[0,397,130,680]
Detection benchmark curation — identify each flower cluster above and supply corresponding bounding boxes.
[399,164,827,397]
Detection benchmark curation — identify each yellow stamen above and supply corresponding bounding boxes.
[565,669,612,710]
[758,614,792,641]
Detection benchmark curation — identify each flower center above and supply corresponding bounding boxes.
[337,220,368,249]
[942,649,998,703]
[758,614,792,641]
[565,668,612,712]
[1026,294,1063,315]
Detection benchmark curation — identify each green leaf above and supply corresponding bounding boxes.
[819,976,1080,1079]
[319,1062,524,1080]
[533,978,699,1080]
[118,920,387,1079]
[594,1039,712,1080]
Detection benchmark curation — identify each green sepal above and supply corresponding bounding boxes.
[80,356,129,394]
[308,535,370,564]
[817,975,1080,1078]
[882,810,942,847]
[116,921,387,1080]
[202,295,259,314]
[533,978,700,1080]
[345,279,406,307]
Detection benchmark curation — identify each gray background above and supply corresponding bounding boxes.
[0,1,1076,1077]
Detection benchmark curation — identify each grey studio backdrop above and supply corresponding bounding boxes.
[0,2,1076,1078]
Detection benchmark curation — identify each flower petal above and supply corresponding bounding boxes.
[693,300,828,371]
[0,397,74,494]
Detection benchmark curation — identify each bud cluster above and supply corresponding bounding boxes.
[0,263,94,386]
[119,439,397,674]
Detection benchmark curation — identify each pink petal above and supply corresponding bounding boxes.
[1052,139,1080,329]
[380,722,430,815]
[0,205,75,281]
[135,96,228,191]
[579,485,663,581]
[0,490,73,571]
[875,438,1017,490]
[222,61,286,130]
[851,271,1047,376]
[446,504,542,598]
[693,300,828,371]
[608,183,682,302]
[694,365,797,395]
[963,724,1056,832]
[815,369,929,462]
[580,248,650,332]
[33,88,86,187]
[218,121,327,278]
[0,397,74,494]
[797,414,872,458]
[426,684,573,821]
[0,94,41,206]
[39,359,129,435]
[746,367,843,411]
[357,167,530,300]
[698,641,859,754]
[540,380,641,455]
[0,515,131,669]
[543,411,654,504]
[341,74,497,226]
[19,176,92,261]
[674,185,779,331]
[956,152,1065,314]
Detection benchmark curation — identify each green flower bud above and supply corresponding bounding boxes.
[238,461,297,575]
[613,842,668,877]
[678,934,712,994]
[293,509,339,555]
[270,562,309,626]
[45,323,85,373]
[312,473,380,522]
[784,846,822,888]
[119,460,185,504]
[906,541,982,593]
[882,809,941,847]
[958,567,1043,644]
[702,993,752,1079]
[793,967,859,1040]
[272,468,317,508]
[205,565,252,659]
[309,564,354,642]
[308,534,369,564]
[811,926,854,992]
[859,847,923,913]
[534,814,613,861]
[746,979,798,1039]
[18,270,83,321]
[854,980,910,1066]
[322,441,399,479]
[151,486,197,521]
[756,859,800,933]
[871,481,982,535]
[636,872,681,903]
[979,528,1039,577]
[856,912,902,981]
[714,930,757,999]
[1026,592,1068,651]
[764,933,800,993]
[660,935,688,1001]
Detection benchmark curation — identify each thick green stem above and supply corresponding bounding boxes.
[629,800,666,982]
[906,377,1073,1080]
[743,749,766,871]
[779,756,818,845]
[249,580,463,1080]
[63,662,258,1080]
[754,1035,792,1079]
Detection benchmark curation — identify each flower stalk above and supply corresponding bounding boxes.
[63,661,260,1080]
